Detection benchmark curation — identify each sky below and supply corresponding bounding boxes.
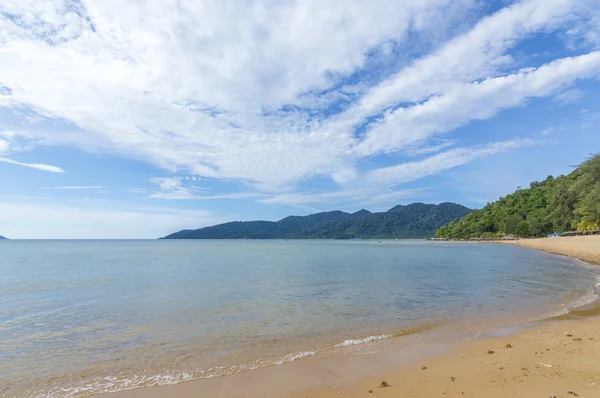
[1,0,599,239]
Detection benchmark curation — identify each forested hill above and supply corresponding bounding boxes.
[162,202,471,239]
[435,154,600,239]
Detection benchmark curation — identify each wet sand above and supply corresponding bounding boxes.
[106,319,600,398]
[105,236,600,398]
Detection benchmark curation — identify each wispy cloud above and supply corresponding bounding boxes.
[262,138,536,208]
[553,88,584,104]
[0,130,33,154]
[404,140,457,156]
[0,139,9,153]
[150,191,264,201]
[0,0,599,206]
[149,177,263,200]
[540,127,555,136]
[0,158,64,173]
[354,53,600,156]
[366,139,537,186]
[149,177,198,200]
[261,188,425,206]
[330,0,584,132]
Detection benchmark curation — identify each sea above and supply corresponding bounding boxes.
[1,239,598,397]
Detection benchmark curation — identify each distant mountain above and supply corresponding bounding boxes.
[162,202,472,239]
[0,235,7,240]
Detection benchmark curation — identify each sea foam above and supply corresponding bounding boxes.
[334,333,394,348]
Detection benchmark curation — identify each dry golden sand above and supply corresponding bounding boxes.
[502,235,600,265]
[292,317,600,398]
[105,236,600,398]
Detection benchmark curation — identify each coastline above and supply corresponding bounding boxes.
[103,236,600,398]
[499,235,600,266]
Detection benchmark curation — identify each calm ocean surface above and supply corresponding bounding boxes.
[1,240,598,397]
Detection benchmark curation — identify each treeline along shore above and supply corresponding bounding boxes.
[434,153,600,240]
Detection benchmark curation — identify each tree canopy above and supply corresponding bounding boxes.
[435,154,600,239]
[163,202,471,239]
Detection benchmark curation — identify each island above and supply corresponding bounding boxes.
[162,202,471,239]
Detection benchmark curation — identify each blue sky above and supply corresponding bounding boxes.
[1,0,599,238]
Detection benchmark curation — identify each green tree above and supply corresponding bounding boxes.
[526,215,551,237]
[572,153,600,227]
[503,215,523,235]
[515,220,531,237]
[434,154,600,238]
[548,179,577,231]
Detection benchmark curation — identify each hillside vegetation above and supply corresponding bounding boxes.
[435,154,600,239]
[163,202,471,239]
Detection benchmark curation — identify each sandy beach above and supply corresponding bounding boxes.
[106,236,600,398]
[502,235,600,265]
[288,318,600,398]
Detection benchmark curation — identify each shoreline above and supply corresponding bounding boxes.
[101,236,600,398]
[499,235,600,266]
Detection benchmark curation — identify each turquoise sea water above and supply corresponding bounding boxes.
[1,240,598,397]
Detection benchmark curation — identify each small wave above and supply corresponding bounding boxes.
[573,273,600,307]
[272,350,316,364]
[33,349,319,397]
[569,290,599,309]
[334,333,393,348]
[30,330,424,397]
[547,274,600,319]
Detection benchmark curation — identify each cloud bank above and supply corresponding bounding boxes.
[1,0,599,205]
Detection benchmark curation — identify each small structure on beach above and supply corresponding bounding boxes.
[562,229,600,237]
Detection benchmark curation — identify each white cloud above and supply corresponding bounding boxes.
[149,177,197,200]
[151,177,184,192]
[404,139,457,156]
[262,138,536,208]
[0,130,32,154]
[150,191,264,201]
[261,190,360,205]
[128,188,148,194]
[355,52,600,156]
[0,130,21,139]
[261,188,424,206]
[367,138,537,186]
[329,0,582,131]
[331,167,359,185]
[0,0,599,201]
[540,127,555,136]
[564,0,600,49]
[149,177,263,200]
[0,157,64,173]
[0,139,9,153]
[553,88,585,104]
